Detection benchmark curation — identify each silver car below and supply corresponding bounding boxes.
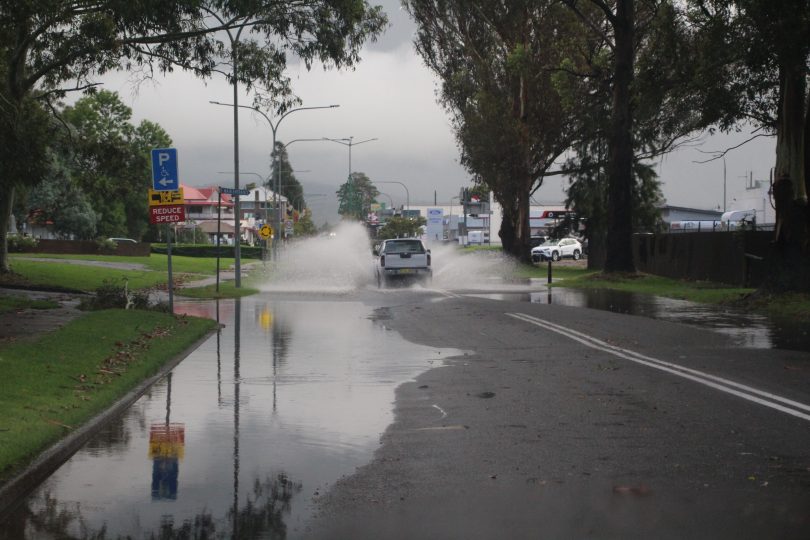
[531,238,583,262]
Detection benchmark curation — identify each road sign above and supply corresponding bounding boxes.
[149,204,186,224]
[151,148,179,191]
[219,187,251,196]
[259,224,273,240]
[148,187,184,206]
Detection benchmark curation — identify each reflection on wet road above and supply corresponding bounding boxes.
[465,285,810,352]
[3,296,460,539]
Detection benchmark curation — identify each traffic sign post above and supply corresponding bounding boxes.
[151,149,179,191]
[150,148,181,312]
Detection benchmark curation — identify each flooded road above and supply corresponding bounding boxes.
[466,287,810,352]
[3,224,808,538]
[3,295,461,538]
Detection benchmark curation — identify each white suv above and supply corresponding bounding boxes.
[531,238,583,262]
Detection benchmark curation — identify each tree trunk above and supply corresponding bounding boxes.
[0,185,15,273]
[775,61,807,201]
[763,56,809,292]
[603,0,636,274]
[497,176,532,263]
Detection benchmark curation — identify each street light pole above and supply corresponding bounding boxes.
[209,103,338,260]
[203,8,254,287]
[323,137,378,219]
[376,181,410,211]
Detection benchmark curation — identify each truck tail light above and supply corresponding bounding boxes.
[380,255,385,268]
[427,253,431,266]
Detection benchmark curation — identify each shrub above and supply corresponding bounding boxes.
[150,243,263,259]
[80,279,153,311]
[7,235,38,253]
[96,237,118,254]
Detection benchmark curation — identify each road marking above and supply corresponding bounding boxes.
[507,312,810,423]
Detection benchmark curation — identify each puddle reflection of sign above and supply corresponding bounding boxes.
[150,423,185,500]
[259,307,273,331]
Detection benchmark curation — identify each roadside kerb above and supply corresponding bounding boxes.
[0,325,220,519]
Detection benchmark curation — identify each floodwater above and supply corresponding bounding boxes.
[467,285,810,352]
[3,224,806,537]
[2,293,461,538]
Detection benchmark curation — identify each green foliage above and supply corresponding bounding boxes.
[6,235,38,253]
[337,172,379,220]
[96,238,118,254]
[0,0,388,271]
[79,279,152,311]
[294,211,317,237]
[378,216,427,239]
[150,244,263,259]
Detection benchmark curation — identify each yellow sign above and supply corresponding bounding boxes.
[148,187,184,206]
[259,224,273,240]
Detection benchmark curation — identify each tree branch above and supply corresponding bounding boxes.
[691,133,774,163]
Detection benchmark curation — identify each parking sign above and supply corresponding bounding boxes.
[151,148,179,191]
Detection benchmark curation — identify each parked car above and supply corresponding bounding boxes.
[373,238,432,287]
[531,237,583,262]
[109,237,137,244]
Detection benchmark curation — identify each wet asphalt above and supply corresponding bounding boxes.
[307,290,810,539]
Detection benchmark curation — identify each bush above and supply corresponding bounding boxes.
[80,279,153,311]
[150,243,263,259]
[7,235,38,253]
[96,237,118,254]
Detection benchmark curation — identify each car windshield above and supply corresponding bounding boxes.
[383,240,425,254]
[540,239,558,247]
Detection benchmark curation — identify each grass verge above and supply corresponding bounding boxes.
[0,309,217,483]
[0,296,59,313]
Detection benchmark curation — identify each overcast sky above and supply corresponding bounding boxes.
[100,0,776,223]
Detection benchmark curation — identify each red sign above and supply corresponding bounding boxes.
[150,204,186,224]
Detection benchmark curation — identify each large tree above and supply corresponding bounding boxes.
[0,0,387,272]
[686,0,810,291]
[337,172,378,220]
[404,0,576,261]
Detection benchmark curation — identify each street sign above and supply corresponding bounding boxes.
[149,204,186,224]
[259,224,273,240]
[219,187,251,196]
[151,148,179,191]
[148,187,184,206]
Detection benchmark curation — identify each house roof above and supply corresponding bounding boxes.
[180,184,234,207]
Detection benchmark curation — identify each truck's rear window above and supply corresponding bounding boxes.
[383,240,425,254]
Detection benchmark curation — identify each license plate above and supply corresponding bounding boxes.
[398,269,413,274]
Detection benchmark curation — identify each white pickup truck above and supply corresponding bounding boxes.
[373,238,432,287]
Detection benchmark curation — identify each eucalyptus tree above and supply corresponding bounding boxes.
[269,142,305,214]
[686,0,810,290]
[558,1,702,267]
[337,172,378,220]
[0,0,387,272]
[403,0,577,260]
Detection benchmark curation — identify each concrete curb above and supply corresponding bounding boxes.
[0,326,219,520]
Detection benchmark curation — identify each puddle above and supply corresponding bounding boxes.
[2,297,461,539]
[468,288,810,352]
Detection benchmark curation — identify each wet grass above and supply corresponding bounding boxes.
[0,309,217,483]
[0,295,60,313]
[10,253,235,275]
[560,272,755,304]
[178,280,260,299]
[2,253,237,292]
[517,262,754,304]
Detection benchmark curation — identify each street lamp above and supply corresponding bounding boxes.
[209,103,339,260]
[376,181,410,211]
[323,137,378,220]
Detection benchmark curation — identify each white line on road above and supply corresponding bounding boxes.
[507,312,810,423]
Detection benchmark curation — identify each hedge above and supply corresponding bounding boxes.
[150,244,264,259]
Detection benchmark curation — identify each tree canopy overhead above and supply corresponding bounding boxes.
[0,0,388,271]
